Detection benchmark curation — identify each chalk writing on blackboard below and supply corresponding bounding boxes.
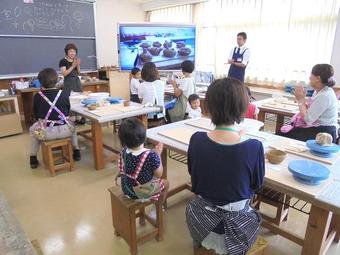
[0,2,86,34]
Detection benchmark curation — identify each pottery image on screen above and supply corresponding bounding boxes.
[176,41,186,48]
[118,24,196,70]
[178,47,191,56]
[148,47,162,56]
[163,48,176,58]
[140,49,152,62]
[163,40,173,48]
[153,41,162,47]
[140,42,151,48]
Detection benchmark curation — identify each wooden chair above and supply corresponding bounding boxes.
[41,138,74,177]
[252,187,290,226]
[108,186,164,255]
[194,236,268,255]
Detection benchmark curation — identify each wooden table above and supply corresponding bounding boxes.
[146,119,340,255]
[254,98,298,133]
[0,192,37,255]
[71,103,161,170]
[16,80,109,125]
[16,87,39,125]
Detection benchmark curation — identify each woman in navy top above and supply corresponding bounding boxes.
[186,77,265,255]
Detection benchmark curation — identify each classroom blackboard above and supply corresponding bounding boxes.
[0,0,96,77]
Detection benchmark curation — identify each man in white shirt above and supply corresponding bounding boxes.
[227,32,251,83]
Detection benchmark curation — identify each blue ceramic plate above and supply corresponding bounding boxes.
[106,97,123,104]
[288,160,330,184]
[81,98,97,106]
[309,150,334,158]
[292,175,323,185]
[306,140,340,154]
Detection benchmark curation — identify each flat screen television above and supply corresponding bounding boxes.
[118,23,196,71]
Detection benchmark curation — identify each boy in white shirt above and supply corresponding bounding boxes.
[130,67,141,103]
[171,60,195,99]
[187,94,202,119]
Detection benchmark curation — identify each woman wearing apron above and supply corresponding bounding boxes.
[59,43,85,124]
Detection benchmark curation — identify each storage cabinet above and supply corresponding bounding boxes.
[0,96,23,137]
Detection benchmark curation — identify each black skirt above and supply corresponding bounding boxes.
[130,94,140,103]
[276,125,337,143]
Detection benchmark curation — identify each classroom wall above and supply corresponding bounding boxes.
[95,0,146,68]
[331,8,340,86]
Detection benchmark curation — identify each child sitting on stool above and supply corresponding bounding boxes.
[116,118,169,203]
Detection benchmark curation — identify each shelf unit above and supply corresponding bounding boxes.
[0,95,23,137]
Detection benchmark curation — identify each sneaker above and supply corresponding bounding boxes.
[30,156,39,169]
[75,117,86,125]
[73,149,81,161]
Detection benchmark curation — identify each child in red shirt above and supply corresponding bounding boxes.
[245,86,259,119]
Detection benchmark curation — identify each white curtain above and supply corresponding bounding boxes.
[147,4,193,23]
[195,0,340,84]
[147,0,340,84]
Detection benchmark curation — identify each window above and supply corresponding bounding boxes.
[147,4,193,23]
[148,0,340,84]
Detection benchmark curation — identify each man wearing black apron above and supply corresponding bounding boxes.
[227,32,250,83]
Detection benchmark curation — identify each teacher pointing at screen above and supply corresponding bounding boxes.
[59,43,82,95]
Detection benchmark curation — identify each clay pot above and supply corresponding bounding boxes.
[178,47,191,56]
[266,149,287,164]
[163,48,176,58]
[148,47,162,56]
[176,41,186,48]
[140,49,152,62]
[153,41,162,47]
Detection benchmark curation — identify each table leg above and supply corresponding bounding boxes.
[138,114,148,128]
[21,93,32,125]
[258,111,265,131]
[329,213,340,243]
[161,148,168,209]
[301,205,332,255]
[91,121,105,170]
[276,115,285,134]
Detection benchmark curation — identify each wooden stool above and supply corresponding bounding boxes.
[194,236,268,255]
[41,138,74,177]
[108,186,164,255]
[252,187,290,226]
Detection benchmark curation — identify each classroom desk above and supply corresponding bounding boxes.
[146,119,340,255]
[16,80,109,125]
[71,102,161,170]
[16,87,39,125]
[0,192,37,255]
[254,98,298,133]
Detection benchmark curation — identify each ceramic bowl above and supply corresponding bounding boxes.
[266,149,287,164]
